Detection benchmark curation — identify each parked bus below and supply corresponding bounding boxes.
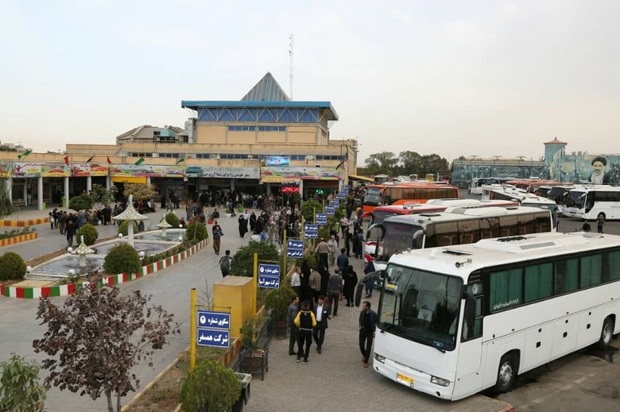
[362,182,459,215]
[364,199,520,258]
[563,186,620,221]
[468,177,513,195]
[372,232,620,400]
[365,206,554,274]
[481,184,559,226]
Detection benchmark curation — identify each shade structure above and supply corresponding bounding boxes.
[112,195,149,247]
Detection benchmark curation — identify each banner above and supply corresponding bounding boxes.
[266,156,290,166]
[261,167,342,183]
[108,164,185,178]
[0,161,11,178]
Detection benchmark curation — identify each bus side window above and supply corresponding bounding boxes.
[462,295,483,341]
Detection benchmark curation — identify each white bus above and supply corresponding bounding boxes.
[563,186,620,221]
[366,206,554,274]
[373,232,620,400]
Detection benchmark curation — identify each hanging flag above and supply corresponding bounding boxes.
[18,149,32,160]
[176,157,185,165]
[64,156,70,165]
[106,156,112,164]
[135,157,145,166]
[86,154,95,163]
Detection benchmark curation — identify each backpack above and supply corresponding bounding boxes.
[220,256,231,272]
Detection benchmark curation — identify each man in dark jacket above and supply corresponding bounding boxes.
[312,295,331,354]
[359,300,378,368]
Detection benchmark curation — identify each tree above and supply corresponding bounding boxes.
[69,194,93,211]
[88,184,117,210]
[398,151,423,176]
[364,151,398,175]
[0,353,46,412]
[32,278,180,412]
[123,184,157,202]
[0,179,12,218]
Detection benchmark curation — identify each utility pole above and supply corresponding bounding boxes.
[289,34,294,99]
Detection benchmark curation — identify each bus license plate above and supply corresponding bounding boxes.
[397,372,414,387]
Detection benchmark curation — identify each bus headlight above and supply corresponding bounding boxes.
[374,353,385,364]
[431,376,451,387]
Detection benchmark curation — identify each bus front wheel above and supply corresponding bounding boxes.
[598,317,614,349]
[494,354,517,394]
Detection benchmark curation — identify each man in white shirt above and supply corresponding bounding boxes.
[313,295,331,354]
[290,266,302,297]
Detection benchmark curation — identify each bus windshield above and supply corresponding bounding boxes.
[364,187,384,206]
[566,190,586,209]
[378,264,462,351]
[381,221,424,258]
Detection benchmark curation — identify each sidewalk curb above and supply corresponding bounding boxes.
[0,232,38,247]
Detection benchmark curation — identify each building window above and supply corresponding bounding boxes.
[228,126,256,131]
[258,125,286,132]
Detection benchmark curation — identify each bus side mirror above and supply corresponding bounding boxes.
[412,230,424,249]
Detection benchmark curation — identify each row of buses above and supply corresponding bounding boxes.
[360,190,620,400]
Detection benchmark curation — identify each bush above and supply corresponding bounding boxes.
[185,222,208,242]
[76,224,98,246]
[264,285,296,321]
[103,243,141,274]
[69,194,93,211]
[180,359,240,412]
[231,241,280,277]
[0,252,27,281]
[118,221,139,236]
[165,212,180,228]
[0,354,46,412]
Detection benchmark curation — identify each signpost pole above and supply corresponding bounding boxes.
[253,252,258,314]
[190,288,197,372]
[282,229,287,281]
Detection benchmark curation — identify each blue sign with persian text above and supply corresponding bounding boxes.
[197,310,230,330]
[325,206,335,215]
[258,275,280,289]
[316,213,327,225]
[259,263,281,277]
[304,224,318,239]
[287,239,304,258]
[197,329,230,348]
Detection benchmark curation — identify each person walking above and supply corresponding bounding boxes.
[212,221,223,255]
[309,267,321,304]
[219,250,232,277]
[343,264,358,307]
[327,269,343,316]
[313,295,331,354]
[359,300,378,368]
[597,214,605,233]
[290,266,302,298]
[314,238,330,269]
[287,295,300,356]
[294,300,317,364]
[326,235,338,267]
[336,248,349,278]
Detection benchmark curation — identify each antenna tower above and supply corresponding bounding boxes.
[289,34,294,99]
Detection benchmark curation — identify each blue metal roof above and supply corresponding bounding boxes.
[181,100,338,120]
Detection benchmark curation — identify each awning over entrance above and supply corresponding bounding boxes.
[348,174,373,182]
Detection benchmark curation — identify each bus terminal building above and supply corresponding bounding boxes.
[0,73,361,210]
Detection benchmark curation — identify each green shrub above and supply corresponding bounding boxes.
[118,221,139,236]
[231,241,280,277]
[0,354,46,412]
[264,285,296,321]
[185,222,208,242]
[297,255,317,271]
[68,194,93,211]
[299,198,323,223]
[103,243,141,274]
[0,252,27,281]
[180,359,240,412]
[165,213,180,228]
[76,224,98,246]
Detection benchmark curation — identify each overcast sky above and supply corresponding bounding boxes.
[2,0,619,165]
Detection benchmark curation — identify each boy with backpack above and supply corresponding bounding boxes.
[219,250,232,277]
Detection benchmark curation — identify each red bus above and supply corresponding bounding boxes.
[362,182,459,215]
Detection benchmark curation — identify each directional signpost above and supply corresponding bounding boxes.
[258,263,281,289]
[316,213,327,225]
[304,224,319,239]
[197,310,231,348]
[287,239,304,258]
[325,205,335,215]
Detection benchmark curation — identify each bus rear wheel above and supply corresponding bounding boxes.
[598,317,614,349]
[494,354,517,394]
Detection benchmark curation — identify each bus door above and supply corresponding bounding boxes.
[454,283,484,396]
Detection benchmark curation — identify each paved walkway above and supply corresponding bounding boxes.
[0,207,514,411]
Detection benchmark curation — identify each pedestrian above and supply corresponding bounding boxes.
[314,238,329,269]
[212,221,223,255]
[336,248,349,277]
[343,265,358,307]
[363,272,375,298]
[219,250,232,277]
[290,266,302,298]
[597,214,605,233]
[294,300,317,364]
[359,300,378,368]
[582,222,591,232]
[287,295,300,356]
[327,269,343,316]
[313,295,331,354]
[309,267,321,303]
[66,218,76,246]
[326,235,338,267]
[238,214,248,238]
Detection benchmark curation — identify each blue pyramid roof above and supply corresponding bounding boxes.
[241,72,289,102]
